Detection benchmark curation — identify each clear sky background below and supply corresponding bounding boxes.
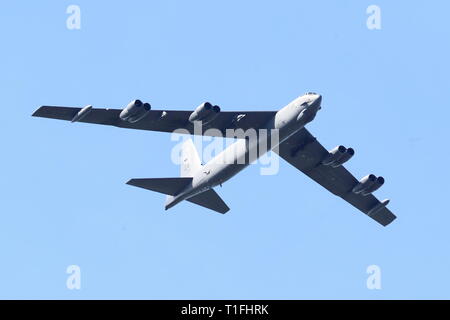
[1,1,449,299]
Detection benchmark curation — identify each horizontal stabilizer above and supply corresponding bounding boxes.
[187,189,230,214]
[126,177,192,195]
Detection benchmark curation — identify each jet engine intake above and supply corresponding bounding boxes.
[361,176,385,196]
[352,174,385,195]
[331,148,354,167]
[322,145,346,166]
[120,100,151,123]
[189,102,220,124]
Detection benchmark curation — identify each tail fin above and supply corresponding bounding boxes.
[162,138,203,208]
[180,139,202,177]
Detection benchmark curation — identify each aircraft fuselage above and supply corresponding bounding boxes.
[165,93,322,210]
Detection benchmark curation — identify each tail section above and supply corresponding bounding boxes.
[127,177,229,214]
[127,138,230,214]
[180,139,202,177]
[164,138,203,208]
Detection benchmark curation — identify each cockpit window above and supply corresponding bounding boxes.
[306,92,317,95]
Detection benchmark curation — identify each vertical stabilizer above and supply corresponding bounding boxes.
[165,138,202,208]
[180,138,202,177]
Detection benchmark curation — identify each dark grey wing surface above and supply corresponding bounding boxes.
[186,188,230,214]
[32,106,276,137]
[274,128,396,226]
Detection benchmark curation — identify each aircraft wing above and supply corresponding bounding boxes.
[274,128,396,226]
[32,106,277,137]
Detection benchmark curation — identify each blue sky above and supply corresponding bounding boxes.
[1,1,449,299]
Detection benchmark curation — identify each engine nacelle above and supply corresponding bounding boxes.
[331,148,354,167]
[352,174,377,194]
[189,102,220,124]
[120,100,151,123]
[120,99,142,120]
[322,145,346,166]
[361,176,384,196]
[128,103,151,123]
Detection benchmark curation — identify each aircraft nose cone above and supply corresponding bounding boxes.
[314,94,322,106]
[308,94,322,110]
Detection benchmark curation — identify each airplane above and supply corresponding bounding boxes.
[32,93,396,226]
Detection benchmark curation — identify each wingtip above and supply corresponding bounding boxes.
[31,106,44,117]
[220,207,230,214]
[125,179,135,186]
[384,215,397,227]
[378,213,397,227]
